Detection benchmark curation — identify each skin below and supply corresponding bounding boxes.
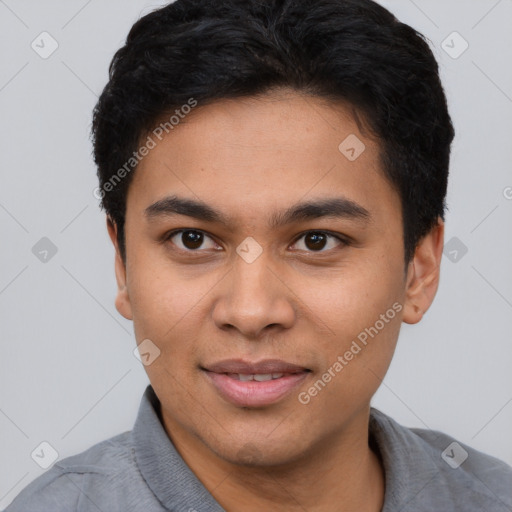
[107,88,444,511]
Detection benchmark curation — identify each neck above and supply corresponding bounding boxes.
[162,408,385,512]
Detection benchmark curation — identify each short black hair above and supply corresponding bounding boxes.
[91,0,454,264]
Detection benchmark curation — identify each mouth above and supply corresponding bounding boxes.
[201,359,311,408]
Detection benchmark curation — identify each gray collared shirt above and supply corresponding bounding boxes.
[6,385,512,511]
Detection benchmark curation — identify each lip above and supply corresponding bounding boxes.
[201,359,311,408]
[203,358,309,375]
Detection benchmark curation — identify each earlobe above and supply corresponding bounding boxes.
[106,217,133,321]
[402,218,444,325]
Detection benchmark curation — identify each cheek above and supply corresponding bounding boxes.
[310,257,403,338]
[301,250,404,396]
[299,298,402,430]
[126,253,217,354]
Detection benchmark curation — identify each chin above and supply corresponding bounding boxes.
[208,433,309,468]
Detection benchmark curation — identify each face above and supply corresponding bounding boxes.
[109,89,441,467]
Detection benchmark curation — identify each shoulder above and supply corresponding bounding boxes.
[4,432,140,512]
[370,408,512,511]
[411,425,512,500]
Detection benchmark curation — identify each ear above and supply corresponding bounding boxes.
[106,217,133,321]
[402,218,444,324]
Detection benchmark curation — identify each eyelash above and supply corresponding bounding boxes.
[162,229,350,254]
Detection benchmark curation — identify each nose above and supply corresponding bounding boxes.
[212,251,296,340]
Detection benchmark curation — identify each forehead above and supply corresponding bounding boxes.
[127,90,401,228]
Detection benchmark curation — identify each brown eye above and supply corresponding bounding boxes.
[291,231,346,252]
[167,229,219,251]
[304,232,327,251]
[181,230,204,249]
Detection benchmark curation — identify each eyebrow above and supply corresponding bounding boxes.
[144,195,371,228]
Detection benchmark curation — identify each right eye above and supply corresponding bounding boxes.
[164,229,222,253]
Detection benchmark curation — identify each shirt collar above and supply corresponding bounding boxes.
[132,385,439,511]
[132,385,225,511]
[369,407,440,511]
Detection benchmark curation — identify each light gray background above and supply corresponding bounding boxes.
[1,0,511,507]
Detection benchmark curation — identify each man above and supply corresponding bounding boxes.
[7,0,512,510]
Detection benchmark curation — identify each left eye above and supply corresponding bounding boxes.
[291,231,345,252]
[167,230,220,251]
